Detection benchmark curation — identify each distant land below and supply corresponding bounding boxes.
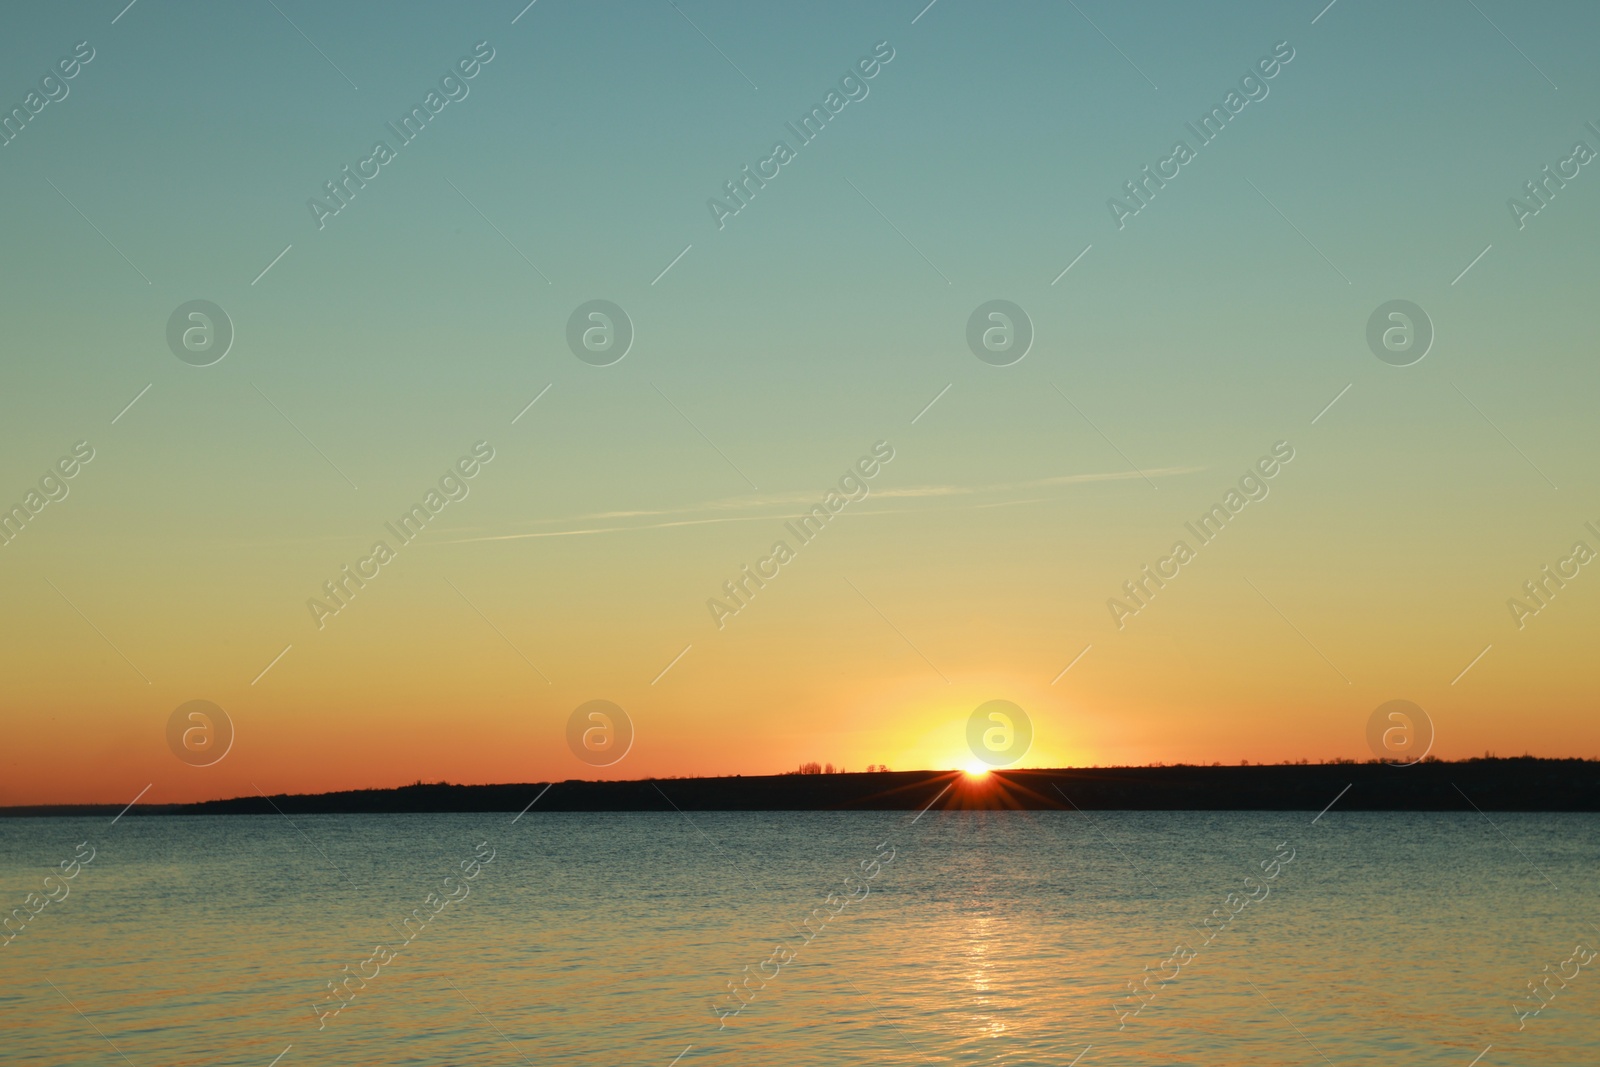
[4,758,1599,816]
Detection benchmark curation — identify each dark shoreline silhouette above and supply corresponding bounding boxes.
[4,757,1598,817]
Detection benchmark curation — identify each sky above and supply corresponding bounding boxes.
[2,0,1598,805]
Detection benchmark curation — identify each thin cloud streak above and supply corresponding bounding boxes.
[433,466,1202,545]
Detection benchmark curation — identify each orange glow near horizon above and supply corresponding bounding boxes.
[2,597,1598,808]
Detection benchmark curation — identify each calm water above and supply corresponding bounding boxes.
[0,810,1596,1066]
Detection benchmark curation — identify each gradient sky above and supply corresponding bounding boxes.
[3,0,1599,804]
